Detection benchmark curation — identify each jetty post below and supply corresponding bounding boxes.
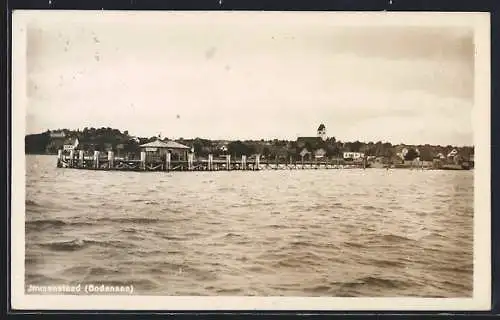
[166,152,171,171]
[140,151,146,170]
[188,153,194,171]
[226,155,231,171]
[255,154,260,171]
[79,150,84,167]
[57,149,63,167]
[108,151,114,169]
[93,151,100,169]
[208,154,213,171]
[69,149,75,167]
[241,155,247,170]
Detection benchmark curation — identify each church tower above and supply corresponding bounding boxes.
[317,123,327,141]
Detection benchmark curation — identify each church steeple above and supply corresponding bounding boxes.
[317,124,327,141]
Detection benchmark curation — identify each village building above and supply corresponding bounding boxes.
[299,148,311,161]
[49,130,66,139]
[395,146,409,160]
[343,152,365,160]
[219,144,229,153]
[447,148,458,159]
[296,124,329,152]
[63,137,79,152]
[444,148,469,165]
[393,145,421,162]
[314,148,327,159]
[435,152,446,159]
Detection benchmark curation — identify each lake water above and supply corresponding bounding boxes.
[25,155,473,297]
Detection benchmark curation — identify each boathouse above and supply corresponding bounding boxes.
[139,139,190,161]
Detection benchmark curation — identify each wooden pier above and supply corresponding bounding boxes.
[56,150,365,172]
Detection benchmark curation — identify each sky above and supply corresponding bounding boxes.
[23,11,476,146]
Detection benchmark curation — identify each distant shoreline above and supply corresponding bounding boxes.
[25,128,474,173]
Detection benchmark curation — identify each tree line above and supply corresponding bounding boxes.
[25,127,474,161]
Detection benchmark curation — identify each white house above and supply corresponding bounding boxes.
[343,152,364,160]
[63,137,79,152]
[397,147,409,160]
[447,149,458,158]
[314,148,327,159]
[49,130,66,139]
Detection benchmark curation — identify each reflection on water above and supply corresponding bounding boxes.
[25,155,473,297]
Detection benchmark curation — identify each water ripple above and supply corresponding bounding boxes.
[25,155,474,297]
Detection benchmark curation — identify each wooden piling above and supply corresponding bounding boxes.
[140,151,146,170]
[208,154,213,171]
[94,151,100,169]
[79,150,84,167]
[108,151,114,169]
[227,155,231,171]
[166,152,171,171]
[57,149,63,167]
[255,154,260,170]
[241,155,247,170]
[69,149,75,167]
[188,153,194,170]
